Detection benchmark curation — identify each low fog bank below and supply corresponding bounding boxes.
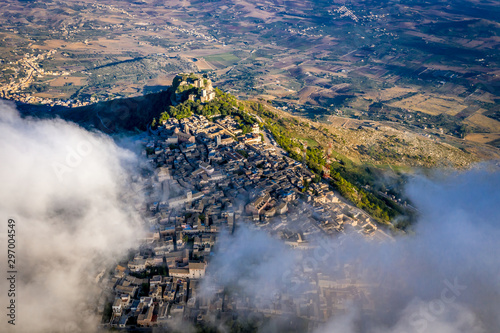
[200,224,298,300]
[202,167,500,333]
[0,101,145,332]
[319,167,500,332]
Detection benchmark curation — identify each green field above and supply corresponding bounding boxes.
[204,53,240,64]
[297,136,319,148]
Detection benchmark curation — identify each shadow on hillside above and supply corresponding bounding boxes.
[13,89,173,134]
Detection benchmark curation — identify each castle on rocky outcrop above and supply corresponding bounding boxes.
[173,74,216,104]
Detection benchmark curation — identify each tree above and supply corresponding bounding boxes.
[302,179,310,193]
[313,174,321,183]
[241,124,252,134]
[139,282,150,297]
[458,124,472,138]
[102,302,113,323]
[159,111,169,123]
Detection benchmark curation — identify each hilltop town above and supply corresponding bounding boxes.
[1,0,499,331]
[99,89,391,330]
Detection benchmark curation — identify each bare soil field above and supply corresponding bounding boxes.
[465,112,500,133]
[298,86,319,103]
[390,94,467,116]
[365,87,418,102]
[234,0,276,20]
[49,76,87,87]
[466,133,500,145]
[192,59,214,71]
[34,92,71,99]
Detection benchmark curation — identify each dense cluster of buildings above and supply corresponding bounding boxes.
[100,113,391,330]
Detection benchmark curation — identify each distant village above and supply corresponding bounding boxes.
[0,49,95,107]
[99,103,392,330]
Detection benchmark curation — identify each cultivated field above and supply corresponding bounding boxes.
[465,112,500,133]
[389,94,467,116]
[0,0,499,153]
[367,87,419,101]
[465,133,500,145]
[49,76,87,87]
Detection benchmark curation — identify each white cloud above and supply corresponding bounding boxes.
[200,166,500,332]
[0,101,144,332]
